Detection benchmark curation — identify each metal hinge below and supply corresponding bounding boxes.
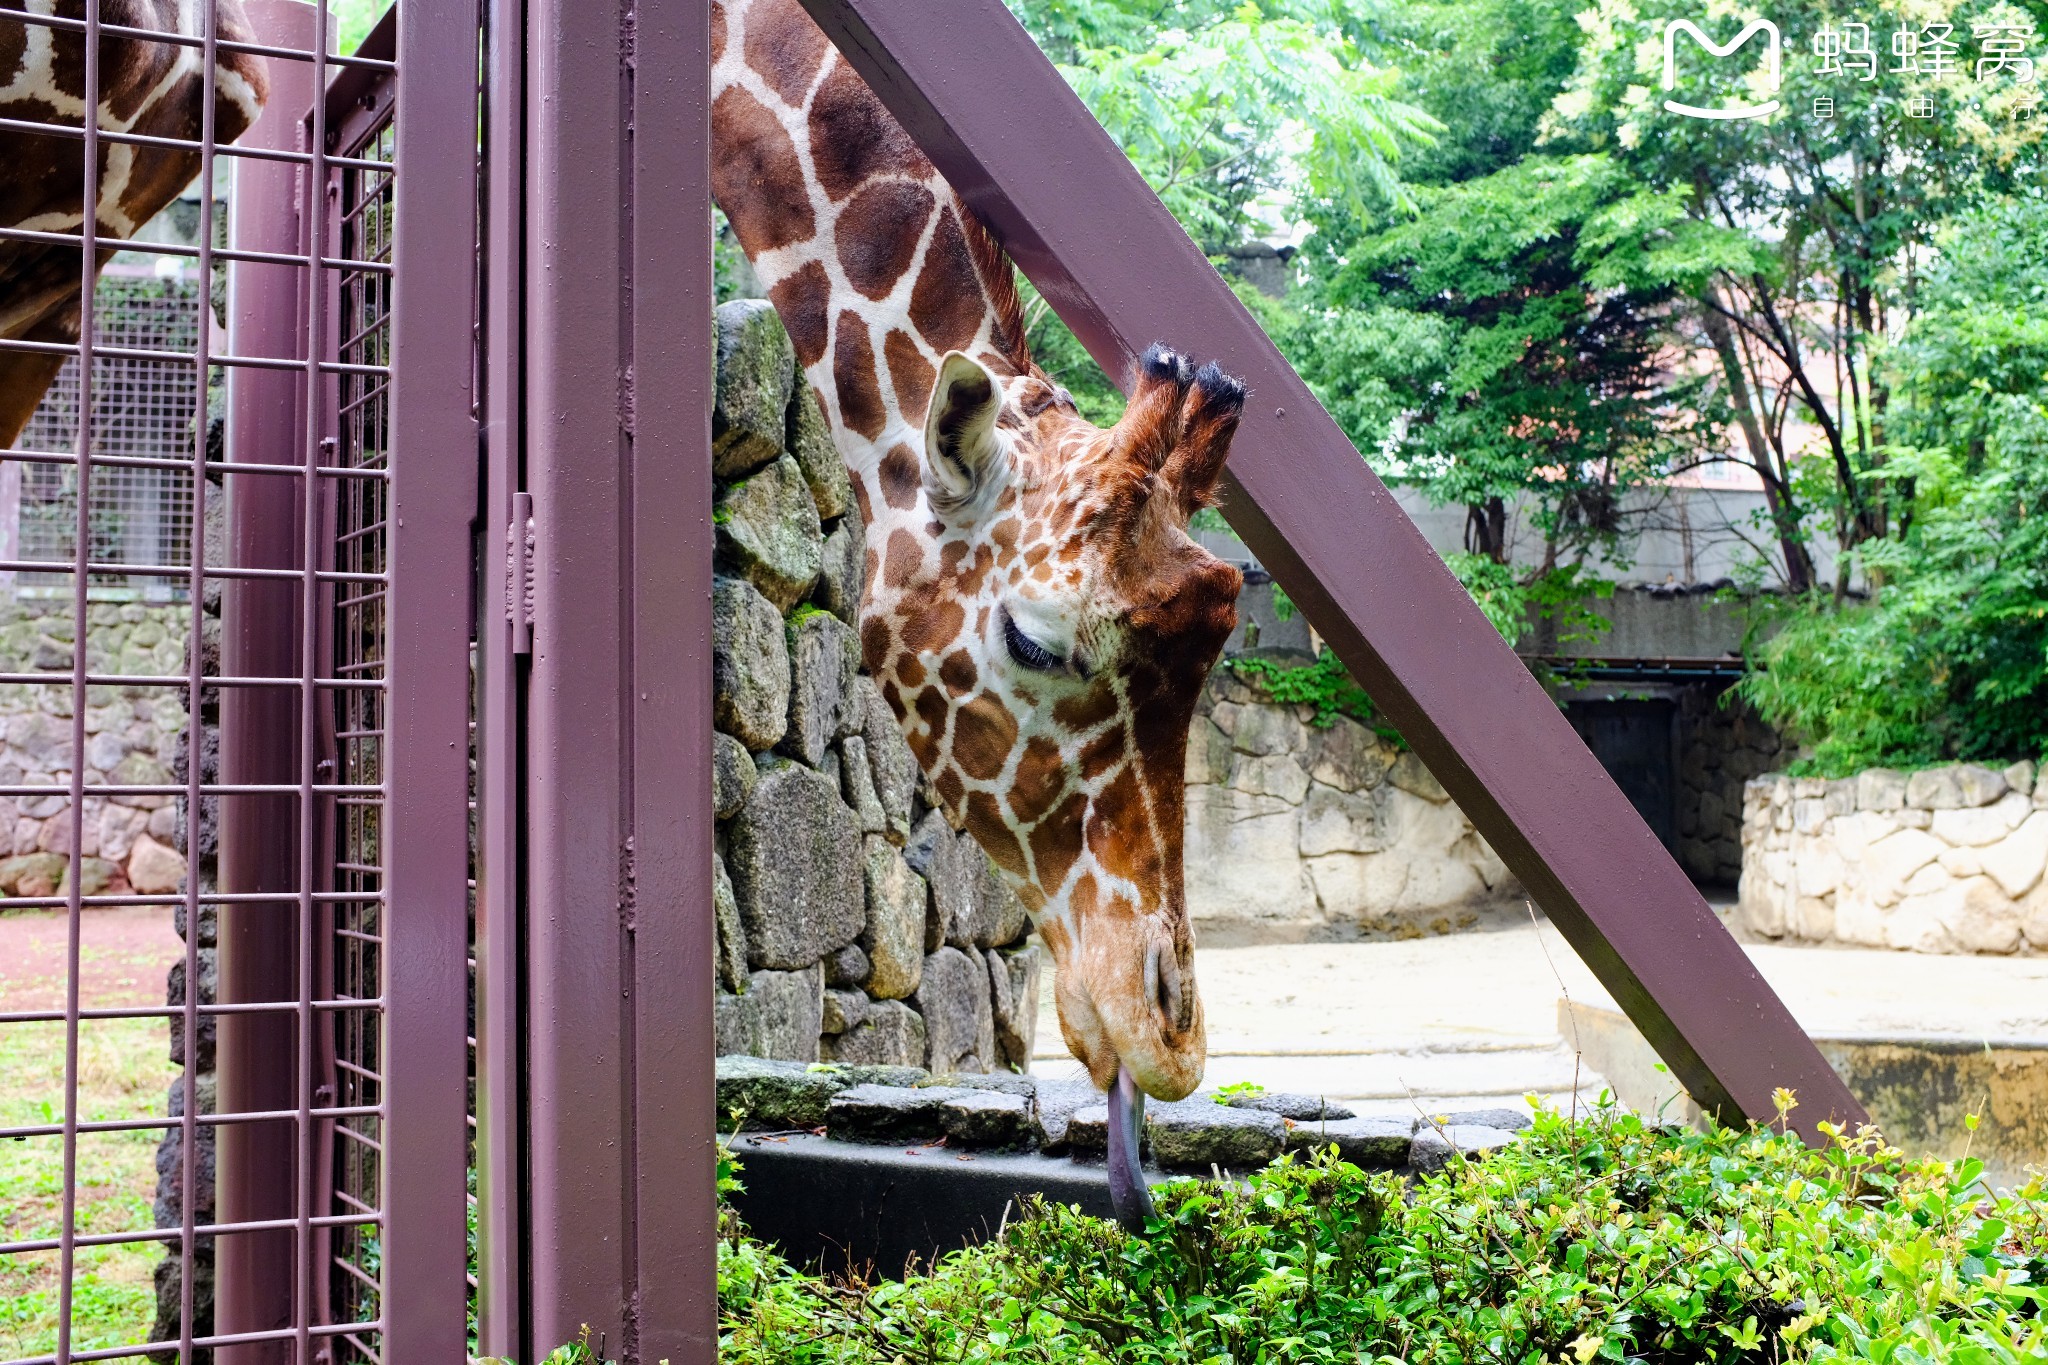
[508,492,535,655]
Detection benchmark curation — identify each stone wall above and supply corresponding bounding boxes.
[1740,761,2048,953]
[1183,656,1519,931]
[709,300,1038,1073]
[1676,687,1779,886]
[0,597,193,901]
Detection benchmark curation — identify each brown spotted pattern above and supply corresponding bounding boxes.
[711,0,1250,1102]
[1,1,269,449]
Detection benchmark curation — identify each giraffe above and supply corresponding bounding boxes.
[1,1,269,448]
[713,0,1248,1218]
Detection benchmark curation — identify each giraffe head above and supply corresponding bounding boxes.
[864,342,1246,1101]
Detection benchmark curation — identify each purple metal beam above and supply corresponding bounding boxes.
[513,0,718,1357]
[799,0,1864,1137]
[377,0,483,1357]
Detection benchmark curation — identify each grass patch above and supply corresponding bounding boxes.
[0,1017,175,1360]
[707,1103,2045,1364]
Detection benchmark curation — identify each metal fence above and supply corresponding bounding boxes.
[0,1,474,1361]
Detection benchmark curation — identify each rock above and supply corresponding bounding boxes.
[1388,751,1449,803]
[781,610,862,766]
[714,734,757,819]
[814,517,865,626]
[1061,1103,1113,1155]
[1283,1114,1412,1168]
[824,1000,927,1066]
[904,811,975,951]
[1297,783,1385,857]
[1230,704,1306,758]
[1950,875,2021,953]
[126,834,186,895]
[713,299,796,479]
[1145,1099,1285,1172]
[712,577,791,750]
[1223,1091,1354,1122]
[1863,828,1946,903]
[1930,792,2031,848]
[989,944,1040,1069]
[1183,785,1317,924]
[858,679,918,840]
[728,760,863,970]
[788,384,852,522]
[860,836,927,1000]
[1034,1078,1102,1152]
[1307,716,1393,793]
[1229,753,1310,804]
[1907,764,2003,811]
[714,1054,922,1129]
[1982,811,2048,900]
[824,943,870,989]
[938,1089,1037,1148]
[826,1083,967,1142]
[1427,1107,1532,1133]
[151,1072,216,1235]
[715,455,823,612]
[961,848,1028,949]
[2004,760,2036,800]
[713,854,748,993]
[0,851,66,897]
[926,1071,1037,1097]
[716,964,824,1063]
[911,946,995,1072]
[837,738,888,835]
[822,989,869,1035]
[165,950,218,1070]
[110,752,172,808]
[1409,1123,1518,1173]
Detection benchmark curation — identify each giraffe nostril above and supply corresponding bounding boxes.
[1147,936,1186,1036]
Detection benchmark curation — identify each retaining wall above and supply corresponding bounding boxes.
[1739,761,2048,953]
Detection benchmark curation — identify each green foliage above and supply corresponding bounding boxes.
[1210,1080,1265,1104]
[1738,200,2048,774]
[715,1106,2048,1363]
[1227,649,1388,733]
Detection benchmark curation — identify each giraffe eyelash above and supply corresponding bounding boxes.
[1004,609,1090,678]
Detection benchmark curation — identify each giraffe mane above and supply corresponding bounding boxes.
[958,204,1033,377]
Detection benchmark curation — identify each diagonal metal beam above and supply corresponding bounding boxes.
[800,0,1864,1137]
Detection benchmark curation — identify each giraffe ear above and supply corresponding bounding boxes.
[923,351,1007,518]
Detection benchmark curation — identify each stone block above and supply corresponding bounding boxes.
[857,678,918,840]
[1792,799,1828,835]
[166,950,218,1070]
[714,964,826,1066]
[1791,894,1835,941]
[1867,769,1908,810]
[0,851,66,898]
[1388,751,1449,803]
[990,944,1040,1069]
[824,943,870,989]
[1823,780,1857,817]
[1283,1114,1412,1168]
[728,761,863,970]
[824,1000,927,1066]
[2005,760,2036,801]
[821,989,869,1035]
[712,577,791,750]
[2022,880,2048,950]
[860,835,926,1000]
[1229,753,1310,804]
[781,610,862,766]
[1144,1099,1285,1172]
[1297,783,1385,858]
[904,811,975,949]
[1061,1103,1113,1155]
[1223,1091,1354,1121]
[1409,1123,1518,1173]
[1938,846,1984,879]
[714,852,748,993]
[1429,1108,1533,1132]
[1982,811,2048,900]
[715,455,823,612]
[787,382,852,521]
[937,1089,1037,1148]
[827,1083,966,1143]
[713,299,796,479]
[1184,786,1317,924]
[837,737,888,835]
[961,850,1028,949]
[1229,703,1306,758]
[1907,764,2002,811]
[1863,828,1945,905]
[813,517,864,625]
[1931,793,2031,848]
[911,946,995,1073]
[714,733,757,819]
[715,1054,922,1129]
[1950,875,2021,954]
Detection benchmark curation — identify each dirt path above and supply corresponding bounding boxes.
[0,904,183,1012]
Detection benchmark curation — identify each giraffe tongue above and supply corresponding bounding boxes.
[1106,1063,1154,1234]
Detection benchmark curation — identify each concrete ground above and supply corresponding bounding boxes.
[1031,907,2048,1123]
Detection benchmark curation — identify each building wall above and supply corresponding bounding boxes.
[1740,763,2048,953]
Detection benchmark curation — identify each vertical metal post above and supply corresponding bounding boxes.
[378,0,482,1357]
[218,4,318,1356]
[515,0,717,1356]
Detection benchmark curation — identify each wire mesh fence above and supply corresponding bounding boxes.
[0,4,430,1361]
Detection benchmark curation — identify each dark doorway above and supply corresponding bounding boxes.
[1566,699,1678,853]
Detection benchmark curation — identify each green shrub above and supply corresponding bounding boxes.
[717,1103,2045,1364]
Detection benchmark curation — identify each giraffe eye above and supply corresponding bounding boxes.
[1003,612,1063,673]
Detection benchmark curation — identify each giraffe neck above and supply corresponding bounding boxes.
[709,0,1027,550]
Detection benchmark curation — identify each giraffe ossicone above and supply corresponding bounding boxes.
[712,0,1249,1110]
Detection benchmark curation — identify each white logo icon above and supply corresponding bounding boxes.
[1664,19,1784,119]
